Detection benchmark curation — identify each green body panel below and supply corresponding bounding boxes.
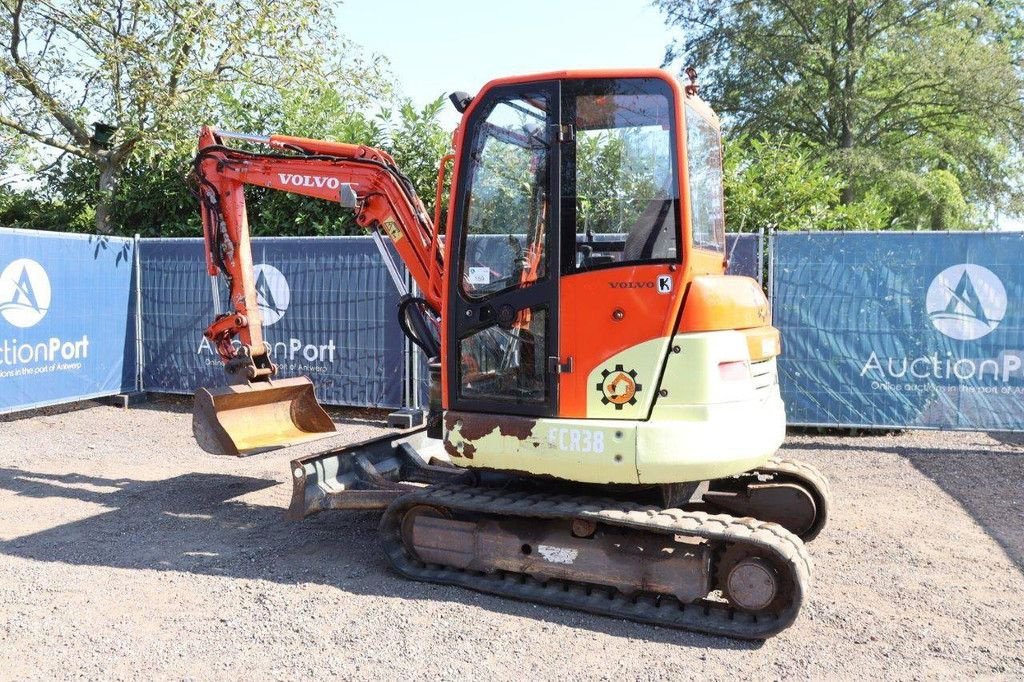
[444,331,786,484]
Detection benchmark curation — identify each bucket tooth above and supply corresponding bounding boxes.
[192,376,336,457]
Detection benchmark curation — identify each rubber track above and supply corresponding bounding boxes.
[756,457,833,542]
[379,483,812,640]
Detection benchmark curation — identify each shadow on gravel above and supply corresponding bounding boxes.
[0,466,752,650]
[0,399,108,422]
[785,439,1024,575]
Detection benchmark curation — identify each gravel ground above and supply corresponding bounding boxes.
[1,396,1023,680]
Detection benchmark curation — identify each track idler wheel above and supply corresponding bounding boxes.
[715,545,790,614]
[702,458,831,541]
[725,558,777,611]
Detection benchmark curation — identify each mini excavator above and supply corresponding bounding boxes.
[190,69,830,639]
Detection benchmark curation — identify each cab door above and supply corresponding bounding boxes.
[556,76,689,420]
[447,83,561,417]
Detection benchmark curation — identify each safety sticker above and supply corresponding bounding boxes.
[381,218,403,242]
[467,267,491,285]
[596,364,642,409]
[538,545,578,565]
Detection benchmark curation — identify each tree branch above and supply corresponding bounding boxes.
[0,113,91,158]
[6,0,91,146]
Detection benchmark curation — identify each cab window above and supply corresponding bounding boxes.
[685,105,726,251]
[460,94,551,300]
[562,78,679,272]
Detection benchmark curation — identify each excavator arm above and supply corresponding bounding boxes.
[194,126,445,375]
[190,126,447,455]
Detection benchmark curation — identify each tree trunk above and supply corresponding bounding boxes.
[837,0,858,206]
[930,159,950,231]
[95,160,118,234]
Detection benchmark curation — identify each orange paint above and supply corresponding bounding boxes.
[678,276,772,333]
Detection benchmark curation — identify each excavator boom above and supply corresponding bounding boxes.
[191,126,445,455]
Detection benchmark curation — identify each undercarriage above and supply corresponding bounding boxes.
[289,427,830,639]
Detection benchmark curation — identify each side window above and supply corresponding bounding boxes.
[685,105,726,251]
[460,95,550,299]
[458,307,548,403]
[565,79,679,271]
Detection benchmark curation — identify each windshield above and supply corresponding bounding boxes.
[460,94,551,299]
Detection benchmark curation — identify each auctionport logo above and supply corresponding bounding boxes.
[254,264,289,326]
[197,263,335,369]
[861,262,1021,388]
[926,264,1006,341]
[0,258,51,328]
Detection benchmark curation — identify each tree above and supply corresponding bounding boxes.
[724,132,887,231]
[235,92,451,239]
[658,0,1024,228]
[383,96,451,222]
[0,0,360,233]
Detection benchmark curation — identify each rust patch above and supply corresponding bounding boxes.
[497,417,536,440]
[447,412,498,441]
[461,442,477,459]
[443,439,463,459]
[445,411,538,442]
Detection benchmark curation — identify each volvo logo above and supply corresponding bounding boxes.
[0,258,51,328]
[276,174,341,190]
[926,264,1006,341]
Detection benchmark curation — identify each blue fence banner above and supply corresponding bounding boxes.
[773,231,1024,430]
[9,225,1024,432]
[139,237,406,408]
[0,227,136,413]
[725,232,762,283]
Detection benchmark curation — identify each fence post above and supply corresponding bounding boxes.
[403,269,419,409]
[767,228,775,309]
[134,233,144,392]
[757,226,765,288]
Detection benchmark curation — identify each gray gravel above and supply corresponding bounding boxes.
[1,396,1023,680]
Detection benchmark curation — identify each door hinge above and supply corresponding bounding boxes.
[553,124,574,143]
[548,356,574,374]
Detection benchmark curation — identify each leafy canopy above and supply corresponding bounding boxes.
[658,0,1024,229]
[0,0,453,237]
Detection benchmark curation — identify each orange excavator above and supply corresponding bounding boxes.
[190,69,830,638]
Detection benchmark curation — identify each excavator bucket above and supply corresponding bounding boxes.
[192,376,337,457]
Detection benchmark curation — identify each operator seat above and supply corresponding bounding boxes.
[622,197,676,261]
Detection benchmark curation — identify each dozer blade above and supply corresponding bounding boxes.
[287,427,465,519]
[192,376,337,457]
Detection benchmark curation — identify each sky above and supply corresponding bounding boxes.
[338,0,682,127]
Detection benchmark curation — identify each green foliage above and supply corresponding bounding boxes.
[235,94,451,238]
[724,133,886,231]
[0,0,453,238]
[576,131,659,233]
[0,0,398,233]
[659,0,1024,229]
[466,130,541,235]
[8,89,454,238]
[385,96,451,221]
